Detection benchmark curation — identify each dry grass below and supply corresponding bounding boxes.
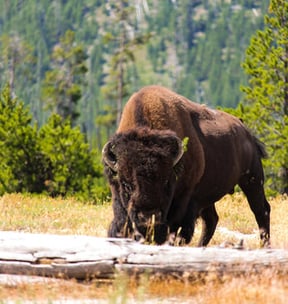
[216,193,288,249]
[0,193,112,237]
[0,192,287,303]
[0,278,111,302]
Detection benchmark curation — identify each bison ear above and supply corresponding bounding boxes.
[102,141,118,172]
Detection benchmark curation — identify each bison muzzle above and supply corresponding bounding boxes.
[102,85,271,247]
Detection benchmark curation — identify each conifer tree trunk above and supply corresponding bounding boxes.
[117,23,125,126]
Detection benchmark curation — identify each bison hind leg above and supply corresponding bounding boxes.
[198,204,219,247]
[239,174,271,248]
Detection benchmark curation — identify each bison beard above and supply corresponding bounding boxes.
[102,85,271,247]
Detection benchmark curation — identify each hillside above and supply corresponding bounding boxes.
[0,0,269,147]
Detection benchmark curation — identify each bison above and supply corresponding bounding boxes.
[102,85,270,247]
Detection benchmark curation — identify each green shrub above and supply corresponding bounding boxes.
[0,85,49,194]
[38,114,109,202]
[0,85,109,202]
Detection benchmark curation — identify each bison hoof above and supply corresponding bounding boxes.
[133,232,145,243]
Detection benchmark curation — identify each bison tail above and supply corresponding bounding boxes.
[254,136,268,159]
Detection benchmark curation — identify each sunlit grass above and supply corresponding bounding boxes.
[0,193,111,237]
[181,193,288,249]
[215,193,288,249]
[0,192,287,303]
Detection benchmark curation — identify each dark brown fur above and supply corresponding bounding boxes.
[103,85,270,246]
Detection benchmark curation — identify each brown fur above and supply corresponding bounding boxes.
[103,85,270,247]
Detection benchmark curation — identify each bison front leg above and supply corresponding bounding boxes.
[198,204,219,247]
[108,191,132,238]
[170,203,197,245]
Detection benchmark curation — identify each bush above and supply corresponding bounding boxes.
[39,114,109,201]
[0,85,49,194]
[0,85,109,202]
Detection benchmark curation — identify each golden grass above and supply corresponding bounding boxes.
[216,193,288,249]
[0,193,112,237]
[0,278,111,302]
[0,192,287,303]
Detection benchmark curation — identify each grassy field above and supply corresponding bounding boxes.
[0,193,288,303]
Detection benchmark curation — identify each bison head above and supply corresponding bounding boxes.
[102,128,184,244]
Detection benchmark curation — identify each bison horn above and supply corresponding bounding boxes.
[172,137,184,167]
[102,141,118,171]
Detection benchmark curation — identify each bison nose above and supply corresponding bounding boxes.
[137,210,163,224]
[135,222,169,245]
[134,210,168,244]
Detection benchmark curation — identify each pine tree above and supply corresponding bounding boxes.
[101,0,151,127]
[240,0,288,194]
[0,33,35,97]
[42,30,88,125]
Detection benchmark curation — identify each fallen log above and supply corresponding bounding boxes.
[0,231,287,280]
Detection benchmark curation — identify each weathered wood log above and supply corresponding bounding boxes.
[0,231,287,280]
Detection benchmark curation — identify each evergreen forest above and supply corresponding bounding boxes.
[0,0,287,199]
